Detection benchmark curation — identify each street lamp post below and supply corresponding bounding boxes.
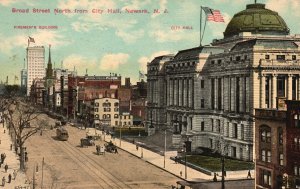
[185,145,187,179]
[164,129,166,168]
[119,125,122,147]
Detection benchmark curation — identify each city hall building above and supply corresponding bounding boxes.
[147,3,300,161]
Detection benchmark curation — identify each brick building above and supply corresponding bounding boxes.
[255,100,300,189]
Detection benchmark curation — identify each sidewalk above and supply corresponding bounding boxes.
[0,122,28,189]
[87,128,254,182]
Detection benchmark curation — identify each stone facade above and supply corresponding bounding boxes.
[146,3,300,161]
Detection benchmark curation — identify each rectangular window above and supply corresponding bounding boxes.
[115,121,118,126]
[114,114,118,118]
[279,153,284,166]
[261,150,266,162]
[94,108,98,112]
[233,123,238,138]
[262,170,272,186]
[211,60,215,65]
[201,121,205,131]
[201,99,205,108]
[235,56,241,61]
[231,146,237,158]
[292,55,297,60]
[241,124,244,140]
[217,59,222,64]
[267,151,271,163]
[209,138,213,148]
[276,55,285,60]
[201,80,205,88]
[265,54,270,60]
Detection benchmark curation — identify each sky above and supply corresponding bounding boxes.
[0,0,300,84]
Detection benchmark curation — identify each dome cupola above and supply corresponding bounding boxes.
[224,3,289,38]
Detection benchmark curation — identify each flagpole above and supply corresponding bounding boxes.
[201,12,208,45]
[200,6,202,46]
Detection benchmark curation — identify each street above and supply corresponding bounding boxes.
[24,116,181,189]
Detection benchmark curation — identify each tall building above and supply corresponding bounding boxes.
[26,46,45,96]
[147,3,300,161]
[255,100,300,189]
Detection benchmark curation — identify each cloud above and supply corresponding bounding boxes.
[265,0,300,18]
[115,29,144,43]
[212,0,244,5]
[122,0,151,10]
[0,30,69,55]
[58,0,116,12]
[138,50,172,72]
[149,29,198,43]
[99,53,130,71]
[151,0,168,18]
[63,54,97,74]
[0,0,35,6]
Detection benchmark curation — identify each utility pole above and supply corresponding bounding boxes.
[221,155,225,189]
[119,125,122,147]
[164,129,166,168]
[41,157,44,189]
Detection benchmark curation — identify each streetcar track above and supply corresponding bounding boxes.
[45,129,132,189]
[63,129,132,189]
[43,131,109,189]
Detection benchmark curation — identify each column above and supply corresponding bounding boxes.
[228,77,231,111]
[231,77,236,112]
[177,79,179,106]
[179,78,182,106]
[191,78,194,108]
[170,79,173,106]
[183,78,187,107]
[188,78,192,108]
[174,79,177,106]
[186,116,189,133]
[214,78,218,109]
[271,74,277,109]
[287,74,293,100]
[260,74,266,108]
[298,76,300,100]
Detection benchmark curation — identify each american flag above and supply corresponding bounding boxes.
[202,7,224,22]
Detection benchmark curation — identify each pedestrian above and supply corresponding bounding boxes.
[10,144,12,151]
[25,152,28,162]
[213,173,217,182]
[180,171,182,177]
[4,164,8,172]
[2,176,5,187]
[224,170,227,177]
[7,174,11,183]
[174,156,177,164]
[3,153,6,162]
[115,148,118,154]
[136,145,139,151]
[13,170,17,180]
[247,170,252,179]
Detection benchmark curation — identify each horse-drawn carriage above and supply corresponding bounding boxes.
[80,137,95,147]
[104,141,118,153]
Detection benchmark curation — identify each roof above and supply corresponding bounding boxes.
[231,39,299,51]
[173,46,224,60]
[224,3,289,38]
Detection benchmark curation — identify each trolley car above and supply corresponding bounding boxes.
[56,127,69,141]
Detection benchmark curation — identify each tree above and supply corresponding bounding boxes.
[4,98,41,171]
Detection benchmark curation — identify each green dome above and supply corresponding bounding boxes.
[224,3,289,38]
